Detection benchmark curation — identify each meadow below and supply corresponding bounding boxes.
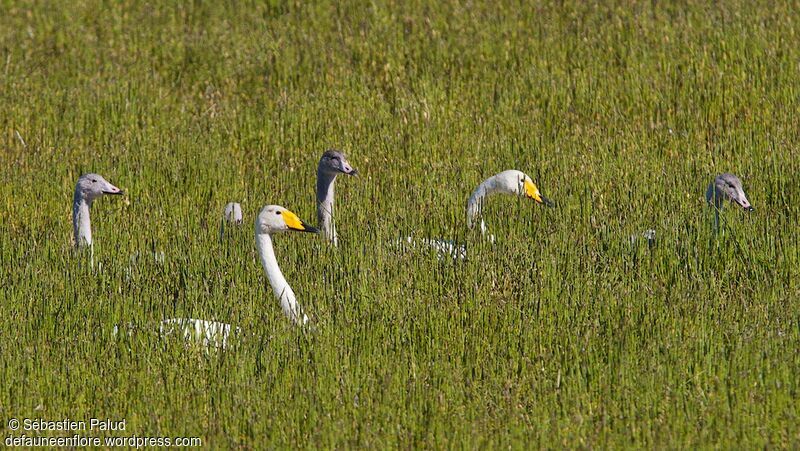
[1,0,799,447]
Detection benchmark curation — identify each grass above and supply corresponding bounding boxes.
[1,0,799,447]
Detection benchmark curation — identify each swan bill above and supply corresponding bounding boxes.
[523,179,553,206]
[281,210,319,233]
[102,182,124,195]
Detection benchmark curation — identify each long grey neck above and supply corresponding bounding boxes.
[73,192,93,248]
[316,169,338,246]
[706,183,722,232]
[706,183,724,210]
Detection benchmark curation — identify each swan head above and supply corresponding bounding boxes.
[256,205,319,235]
[223,202,243,224]
[318,149,358,176]
[494,170,553,206]
[706,173,753,211]
[75,173,124,201]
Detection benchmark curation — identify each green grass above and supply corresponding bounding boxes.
[1,0,799,447]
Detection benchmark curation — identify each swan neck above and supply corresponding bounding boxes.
[317,169,337,245]
[466,178,493,233]
[256,233,304,324]
[706,183,724,209]
[73,193,92,247]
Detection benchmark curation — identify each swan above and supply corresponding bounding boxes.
[256,205,319,324]
[706,173,754,230]
[706,173,754,211]
[316,150,358,246]
[219,202,243,242]
[156,205,316,348]
[401,170,553,259]
[466,169,553,233]
[72,173,124,268]
[73,173,124,247]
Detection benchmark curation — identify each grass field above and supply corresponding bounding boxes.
[1,0,799,447]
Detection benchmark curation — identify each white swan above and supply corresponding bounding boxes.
[156,205,316,348]
[256,205,319,324]
[316,150,357,246]
[466,169,553,233]
[401,170,552,259]
[219,202,243,242]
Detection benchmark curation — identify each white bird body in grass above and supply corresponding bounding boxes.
[158,318,240,350]
[316,149,358,246]
[219,202,243,242]
[399,170,552,259]
[255,205,319,324]
[72,173,124,268]
[398,236,468,260]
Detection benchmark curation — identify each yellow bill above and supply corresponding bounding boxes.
[523,179,554,207]
[280,209,319,233]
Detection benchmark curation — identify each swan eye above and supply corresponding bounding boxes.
[275,211,281,216]
[91,179,97,183]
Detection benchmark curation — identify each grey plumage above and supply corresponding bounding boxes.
[316,149,358,246]
[706,173,754,211]
[706,173,754,231]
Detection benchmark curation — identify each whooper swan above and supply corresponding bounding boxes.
[256,205,319,324]
[402,169,552,259]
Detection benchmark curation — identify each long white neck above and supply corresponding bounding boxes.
[73,192,93,247]
[256,233,308,325]
[466,177,498,236]
[317,169,337,246]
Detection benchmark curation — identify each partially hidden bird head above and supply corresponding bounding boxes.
[75,173,124,201]
[256,205,319,235]
[499,170,554,207]
[706,173,753,211]
[318,149,358,176]
[223,202,243,225]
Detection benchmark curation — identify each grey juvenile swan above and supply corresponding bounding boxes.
[72,173,124,268]
[706,173,754,230]
[316,150,358,246]
[73,173,124,247]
